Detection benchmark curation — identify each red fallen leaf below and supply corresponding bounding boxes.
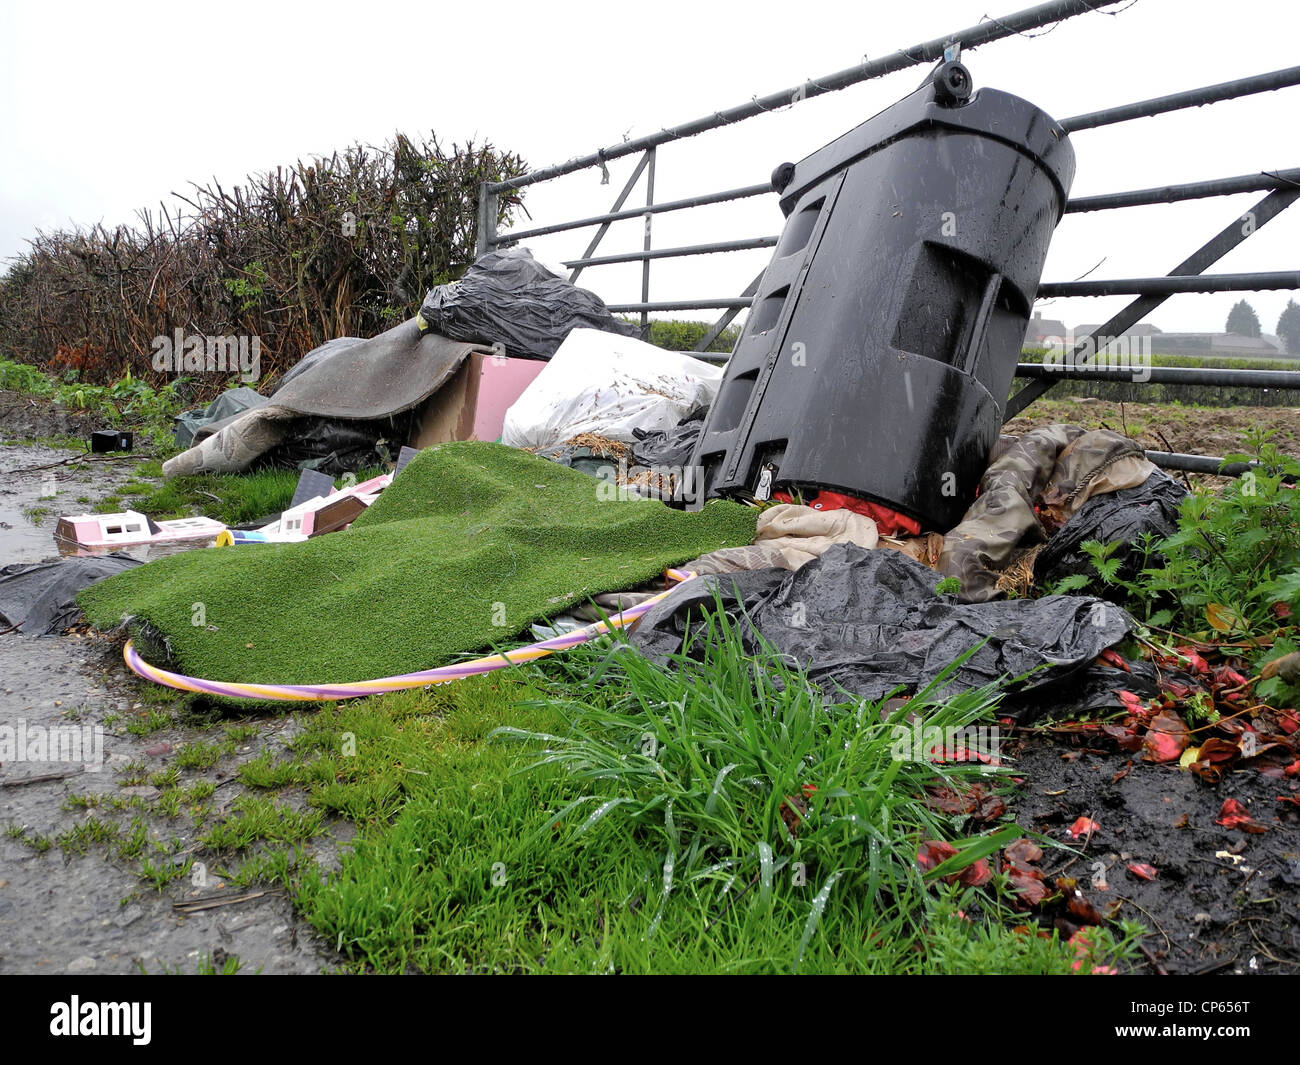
[925,787,972,815]
[1215,798,1268,833]
[1127,862,1158,881]
[1103,723,1142,752]
[916,839,957,872]
[1212,666,1250,688]
[1066,892,1105,925]
[1176,647,1210,674]
[926,784,1007,822]
[1277,710,1300,736]
[979,795,1008,820]
[1274,601,1294,620]
[958,859,992,887]
[1004,838,1043,866]
[1163,680,1194,700]
[1007,870,1049,906]
[779,788,815,835]
[1099,648,1130,671]
[1199,737,1241,764]
[1118,690,1145,712]
[1277,795,1300,808]
[1142,711,1190,763]
[1286,760,1300,777]
[1189,760,1224,784]
[1067,816,1099,840]
[1057,878,1104,924]
[1113,761,1135,783]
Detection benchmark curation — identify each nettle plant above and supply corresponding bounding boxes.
[1053,428,1300,644]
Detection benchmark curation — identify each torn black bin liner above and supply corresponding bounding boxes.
[258,415,409,476]
[1034,470,1188,596]
[1030,657,1202,719]
[632,543,1132,723]
[0,554,144,636]
[630,415,706,471]
[417,247,636,359]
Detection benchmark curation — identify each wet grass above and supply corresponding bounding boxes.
[57,817,118,856]
[215,620,1138,975]
[126,709,174,736]
[118,468,300,525]
[199,797,324,852]
[174,738,235,770]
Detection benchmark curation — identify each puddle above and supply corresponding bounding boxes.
[0,444,158,566]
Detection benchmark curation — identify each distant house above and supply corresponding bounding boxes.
[1149,332,1286,358]
[1075,322,1163,339]
[1026,313,1160,352]
[1024,311,1068,346]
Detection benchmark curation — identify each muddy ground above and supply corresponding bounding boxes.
[1005,397,1300,464]
[1,392,1298,974]
[0,394,343,974]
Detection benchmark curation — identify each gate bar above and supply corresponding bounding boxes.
[1060,65,1300,133]
[1015,364,1300,388]
[488,0,1126,194]
[1065,168,1300,214]
[1037,270,1300,298]
[564,237,780,269]
[1004,185,1300,419]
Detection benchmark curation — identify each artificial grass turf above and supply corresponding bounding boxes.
[78,441,757,687]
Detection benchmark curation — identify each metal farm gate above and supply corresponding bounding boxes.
[474,0,1300,477]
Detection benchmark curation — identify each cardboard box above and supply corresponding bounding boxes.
[409,353,547,449]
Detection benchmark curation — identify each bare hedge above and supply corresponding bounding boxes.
[0,133,526,396]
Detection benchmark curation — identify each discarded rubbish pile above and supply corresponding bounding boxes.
[163,324,491,478]
[78,442,757,689]
[67,63,1197,723]
[162,252,632,477]
[940,425,1186,601]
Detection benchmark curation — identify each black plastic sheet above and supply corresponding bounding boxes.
[630,415,705,470]
[418,247,635,359]
[258,415,413,476]
[1035,470,1187,595]
[632,543,1134,722]
[0,554,144,636]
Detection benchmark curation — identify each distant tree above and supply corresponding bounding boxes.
[1277,300,1300,355]
[1226,299,1262,338]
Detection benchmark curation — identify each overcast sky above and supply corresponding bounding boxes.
[2,0,1297,337]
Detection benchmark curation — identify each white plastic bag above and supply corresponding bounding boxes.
[501,328,722,448]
